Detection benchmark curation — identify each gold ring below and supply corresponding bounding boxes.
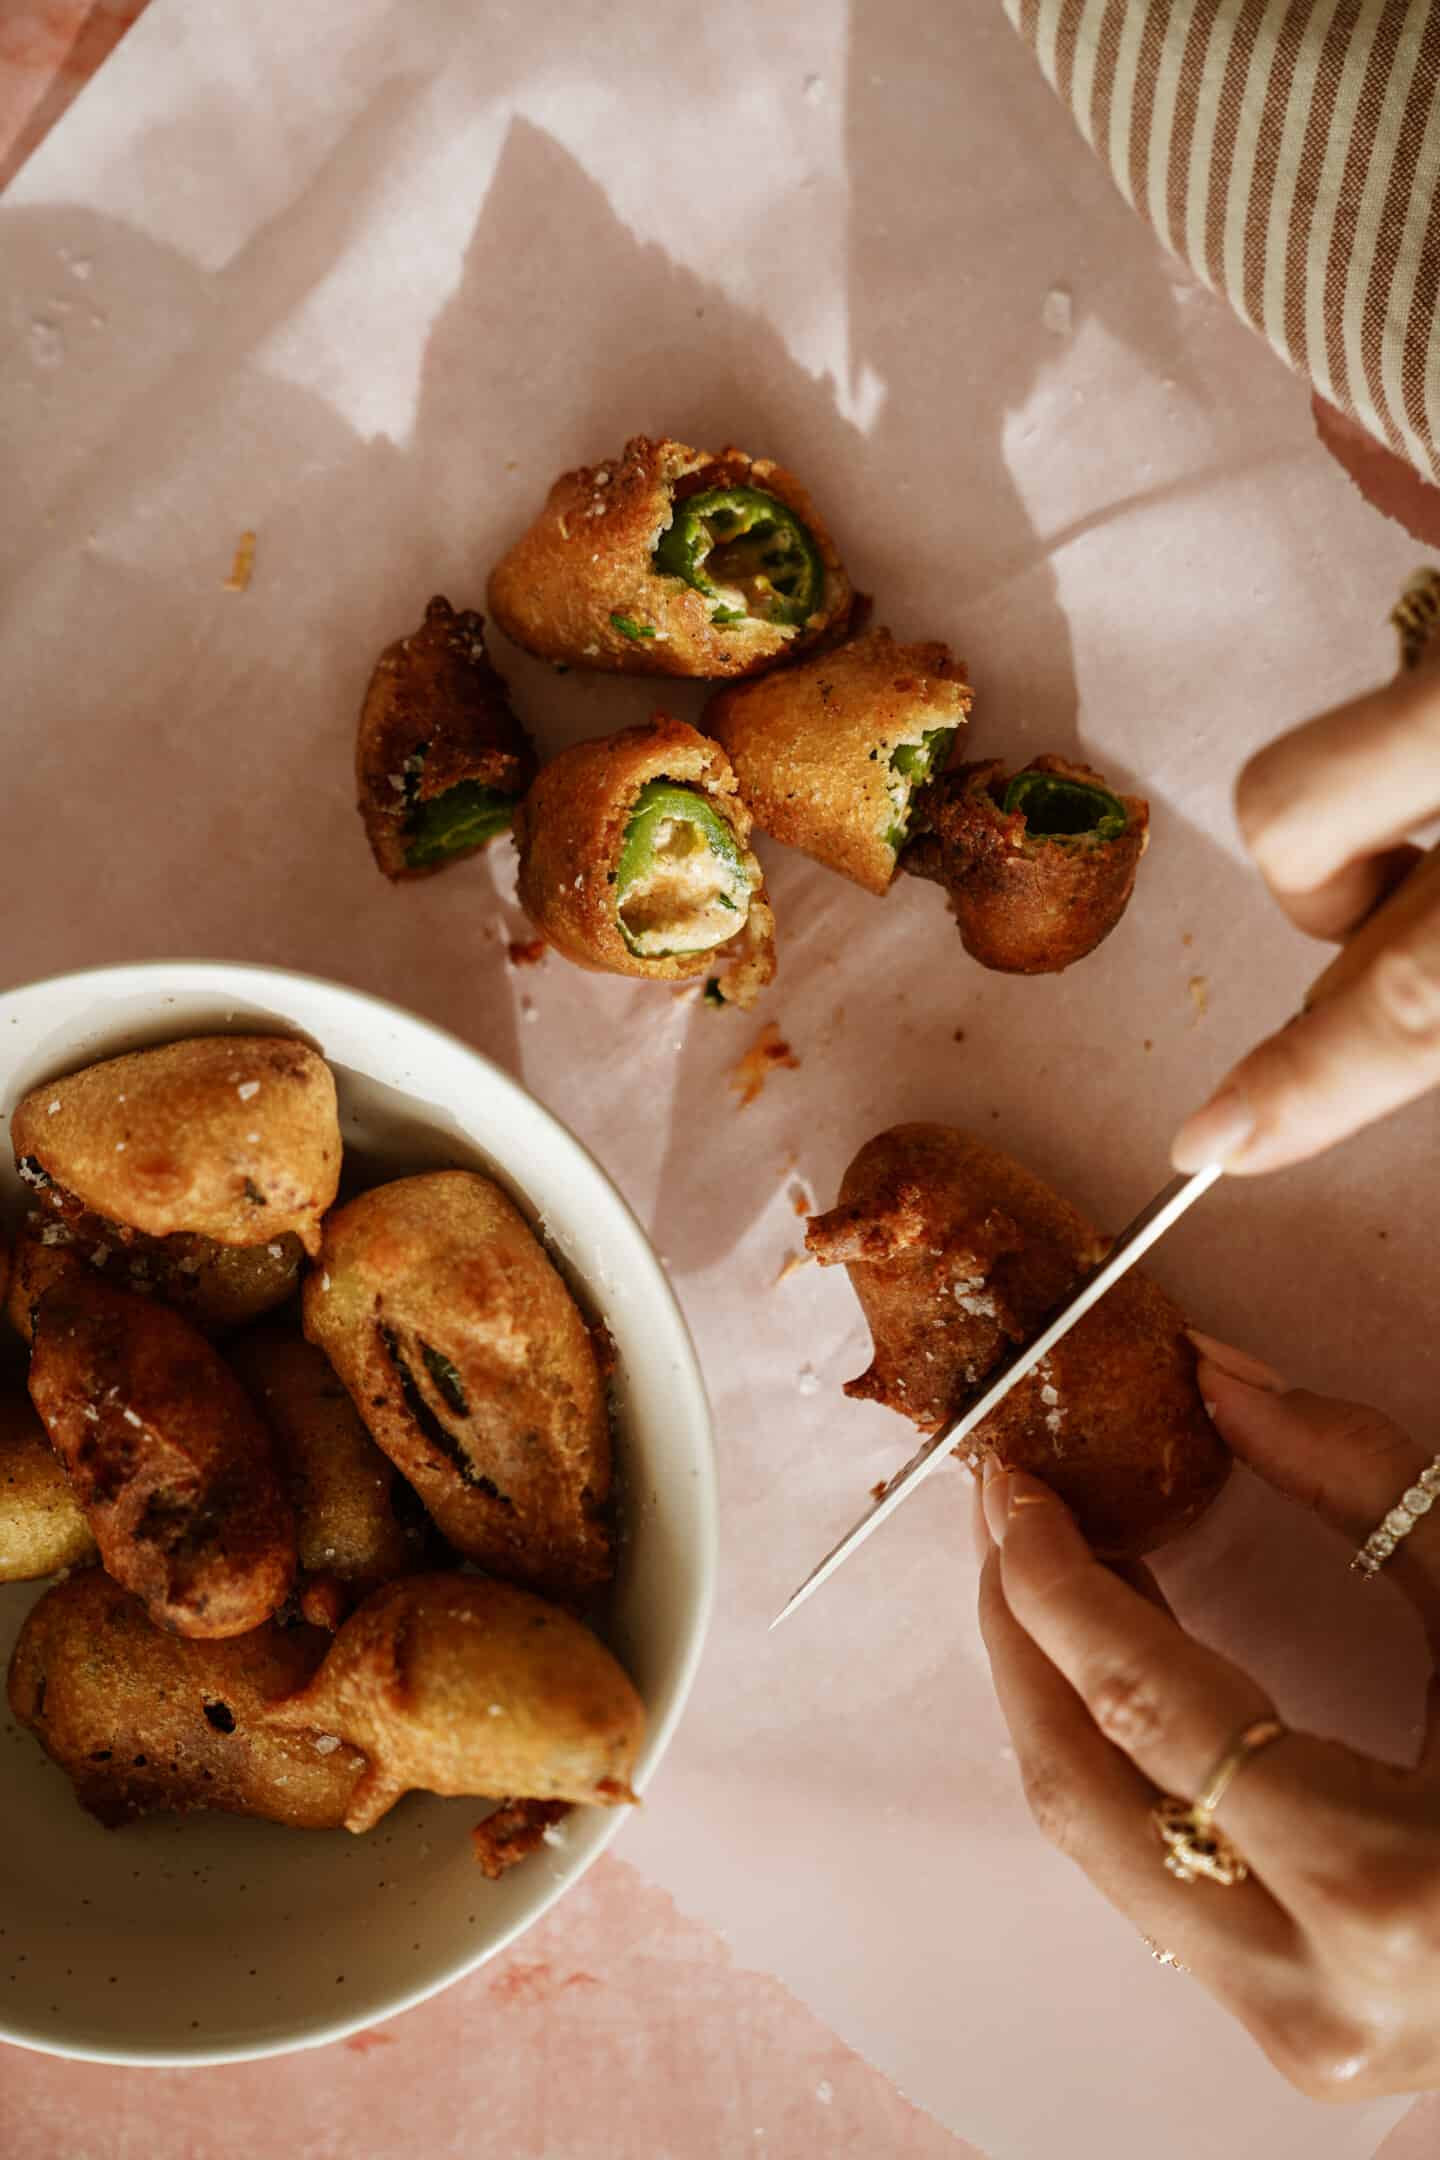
[1392,567,1440,672]
[1151,1715,1288,1886]
[1142,1937,1189,1972]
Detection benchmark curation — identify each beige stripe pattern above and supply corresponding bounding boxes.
[1005,0,1440,484]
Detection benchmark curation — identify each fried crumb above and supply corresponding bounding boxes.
[953,1028,966,1044]
[1143,1038,1153,1052]
[506,937,547,969]
[472,1798,571,1878]
[1187,974,1209,1019]
[774,1250,812,1286]
[870,1479,888,1502]
[1182,931,1194,947]
[222,530,256,591]
[729,1023,800,1108]
[788,1181,811,1218]
[588,1317,618,1378]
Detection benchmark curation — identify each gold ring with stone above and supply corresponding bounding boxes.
[1151,1716,1288,1886]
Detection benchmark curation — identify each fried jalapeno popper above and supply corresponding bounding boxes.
[807,1125,1228,1557]
[901,753,1148,973]
[304,1171,613,1601]
[513,716,776,1008]
[705,629,973,895]
[13,1036,341,1255]
[487,436,852,678]
[7,1570,359,1829]
[8,1571,644,1839]
[6,1208,303,1344]
[27,1271,295,1635]
[232,1327,423,1630]
[0,1387,96,1582]
[356,595,538,881]
[264,1575,644,1833]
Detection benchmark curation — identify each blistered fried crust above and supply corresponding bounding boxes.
[13,1036,341,1256]
[27,1272,295,1636]
[303,1172,612,1600]
[356,595,538,882]
[486,436,852,679]
[902,754,1149,973]
[513,715,777,1009]
[806,1125,1228,1556]
[6,1570,363,1829]
[232,1327,419,1627]
[0,1387,95,1581]
[265,1574,644,1833]
[6,1201,302,1345]
[705,630,973,895]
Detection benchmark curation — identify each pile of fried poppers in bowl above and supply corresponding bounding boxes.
[356,433,1151,997]
[361,432,1229,1562]
[0,1032,644,1877]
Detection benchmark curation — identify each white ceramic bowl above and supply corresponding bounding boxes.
[0,962,715,2065]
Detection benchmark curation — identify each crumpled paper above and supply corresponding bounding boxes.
[2,0,1435,2151]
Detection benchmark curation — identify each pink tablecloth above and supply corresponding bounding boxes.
[2,7,1439,2158]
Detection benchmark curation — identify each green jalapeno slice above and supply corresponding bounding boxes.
[1001,771,1128,842]
[615,781,753,956]
[883,726,958,852]
[402,782,517,868]
[652,486,824,629]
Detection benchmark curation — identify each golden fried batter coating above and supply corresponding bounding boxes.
[7,1570,362,1829]
[303,1172,612,1601]
[265,1574,644,1833]
[0,1386,95,1581]
[806,1125,1228,1556]
[487,436,852,679]
[13,1036,341,1256]
[356,595,538,882]
[705,629,973,895]
[28,1271,295,1636]
[902,754,1149,973]
[232,1326,420,1628]
[513,715,776,1009]
[6,1201,302,1345]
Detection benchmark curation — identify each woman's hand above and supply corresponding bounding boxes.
[1171,658,1440,1176]
[976,1333,1440,2101]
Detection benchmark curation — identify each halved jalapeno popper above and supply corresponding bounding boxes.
[901,753,1148,973]
[705,628,973,895]
[805,1125,1229,1558]
[357,595,538,880]
[513,716,776,1008]
[486,436,852,678]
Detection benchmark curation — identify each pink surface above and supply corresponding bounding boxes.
[0,1856,982,2159]
[1,2,1439,2155]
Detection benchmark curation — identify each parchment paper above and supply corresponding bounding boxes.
[2,2,1436,2152]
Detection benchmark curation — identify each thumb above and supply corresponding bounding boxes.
[1191,1331,1440,1634]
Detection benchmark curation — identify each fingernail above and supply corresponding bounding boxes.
[982,1467,1012,1544]
[1187,1329,1287,1392]
[982,1465,1052,1545]
[1170,1086,1255,1173]
[971,1478,992,1563]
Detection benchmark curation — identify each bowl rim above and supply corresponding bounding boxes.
[0,957,718,2067]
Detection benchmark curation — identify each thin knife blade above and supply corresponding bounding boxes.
[771,1161,1224,1627]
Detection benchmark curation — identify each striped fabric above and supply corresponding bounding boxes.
[1004,0,1440,484]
